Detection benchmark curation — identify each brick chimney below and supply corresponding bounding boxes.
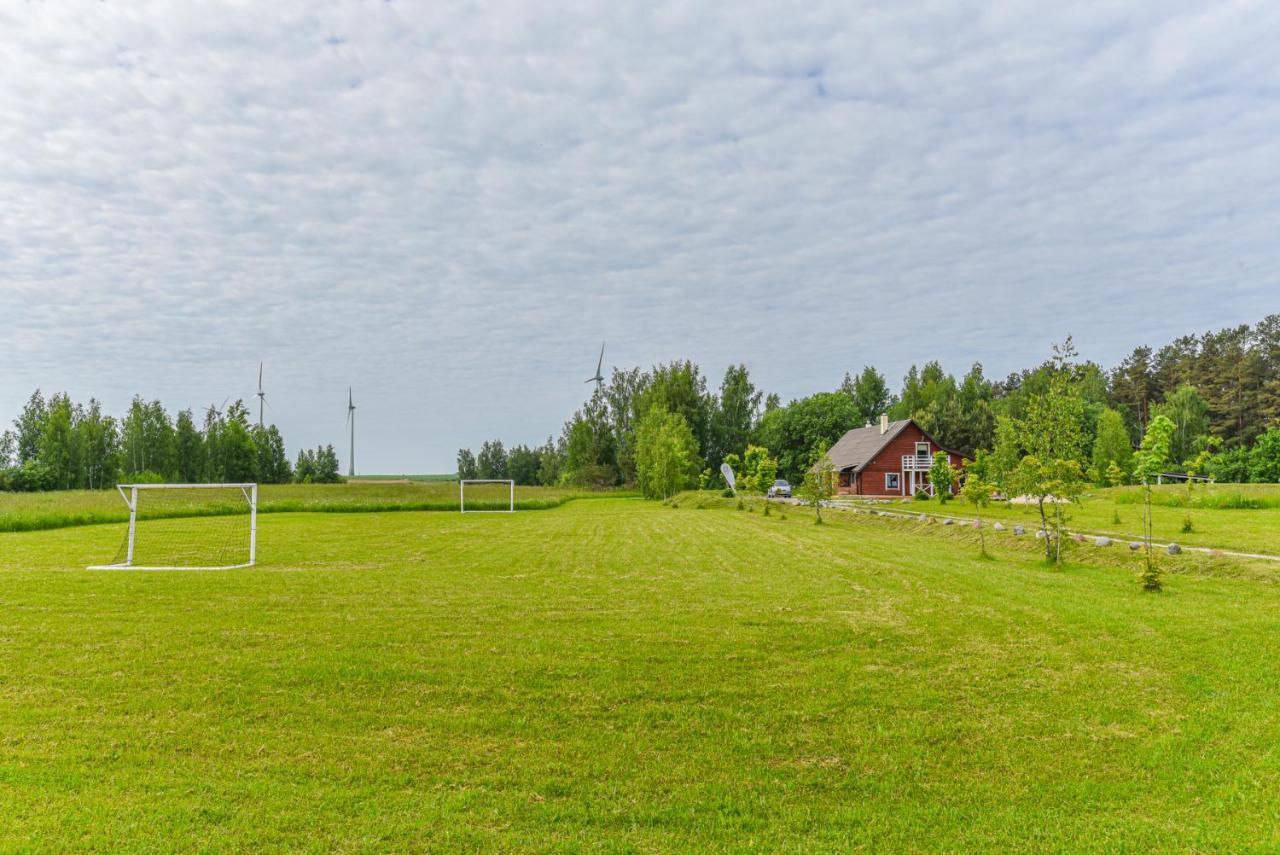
[880,414,889,435]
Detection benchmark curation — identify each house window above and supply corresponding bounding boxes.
[885,472,900,492]
[915,442,930,457]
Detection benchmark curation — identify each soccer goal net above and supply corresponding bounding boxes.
[459,479,515,513]
[88,483,258,570]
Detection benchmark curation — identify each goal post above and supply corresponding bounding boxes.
[87,483,258,570]
[459,479,515,513]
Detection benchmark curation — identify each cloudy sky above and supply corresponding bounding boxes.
[3,1,1277,472]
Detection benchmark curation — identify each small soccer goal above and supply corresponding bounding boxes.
[459,479,515,513]
[88,483,258,570]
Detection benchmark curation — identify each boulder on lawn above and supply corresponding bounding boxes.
[1094,536,1111,547]
[1167,543,1182,555]
[942,518,954,526]
[1013,525,1025,536]
[993,522,1005,532]
[918,514,928,522]
[1129,541,1143,551]
[1072,533,1087,544]
[971,519,981,529]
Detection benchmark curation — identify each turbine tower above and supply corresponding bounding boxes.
[345,387,356,477]
[585,342,605,392]
[255,363,267,427]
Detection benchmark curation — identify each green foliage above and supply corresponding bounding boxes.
[456,448,478,480]
[252,424,293,485]
[1207,446,1251,483]
[175,410,205,483]
[753,392,859,482]
[294,445,343,484]
[1091,408,1133,484]
[634,408,701,500]
[841,366,893,425]
[506,444,542,486]
[476,440,508,479]
[562,390,619,488]
[709,364,761,471]
[799,441,835,523]
[1004,341,1089,563]
[730,444,778,494]
[1133,415,1175,485]
[907,362,997,458]
[1105,461,1125,489]
[928,451,957,503]
[2,387,299,492]
[1248,428,1280,483]
[536,437,563,486]
[1134,415,1176,591]
[1151,384,1210,466]
[959,471,996,556]
[218,402,257,483]
[632,361,714,466]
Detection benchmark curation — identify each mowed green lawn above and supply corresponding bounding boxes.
[862,485,1280,557]
[2,499,1279,851]
[0,481,601,532]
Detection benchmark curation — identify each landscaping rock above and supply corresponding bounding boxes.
[941,518,953,526]
[1094,536,1111,547]
[1072,533,1087,544]
[993,522,1005,531]
[971,519,981,529]
[1129,541,1143,551]
[1013,525,1025,536]
[918,514,928,522]
[1167,543,1182,555]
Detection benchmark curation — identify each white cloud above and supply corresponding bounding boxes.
[2,1,1277,470]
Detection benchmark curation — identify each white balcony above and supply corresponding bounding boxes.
[902,454,933,472]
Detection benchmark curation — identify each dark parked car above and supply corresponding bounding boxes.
[767,479,792,499]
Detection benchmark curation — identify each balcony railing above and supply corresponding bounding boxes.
[902,454,933,471]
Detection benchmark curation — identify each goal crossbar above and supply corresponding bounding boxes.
[87,483,258,570]
[459,479,515,513]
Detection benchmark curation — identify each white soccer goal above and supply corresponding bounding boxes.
[88,483,258,570]
[459,479,515,513]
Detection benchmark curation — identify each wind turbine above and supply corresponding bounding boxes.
[585,342,605,392]
[345,387,356,477]
[255,363,267,427]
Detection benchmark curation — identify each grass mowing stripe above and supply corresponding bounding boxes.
[1,499,1278,850]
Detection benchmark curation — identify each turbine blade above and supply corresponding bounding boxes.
[258,362,263,390]
[596,342,605,375]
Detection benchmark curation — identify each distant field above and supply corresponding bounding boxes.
[1,499,1278,850]
[0,482,624,533]
[347,473,456,482]
[843,484,1280,557]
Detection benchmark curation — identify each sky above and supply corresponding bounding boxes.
[2,1,1278,473]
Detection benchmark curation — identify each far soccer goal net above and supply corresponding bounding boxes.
[88,483,258,570]
[459,479,515,513]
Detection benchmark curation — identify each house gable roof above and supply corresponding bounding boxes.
[824,419,962,472]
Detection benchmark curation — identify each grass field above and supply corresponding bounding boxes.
[0,481,616,533]
[2,497,1279,850]
[347,474,456,483]
[847,484,1280,557]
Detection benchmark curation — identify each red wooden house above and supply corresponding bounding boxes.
[824,416,963,497]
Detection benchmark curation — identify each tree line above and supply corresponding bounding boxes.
[0,391,343,491]
[460,315,1280,497]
